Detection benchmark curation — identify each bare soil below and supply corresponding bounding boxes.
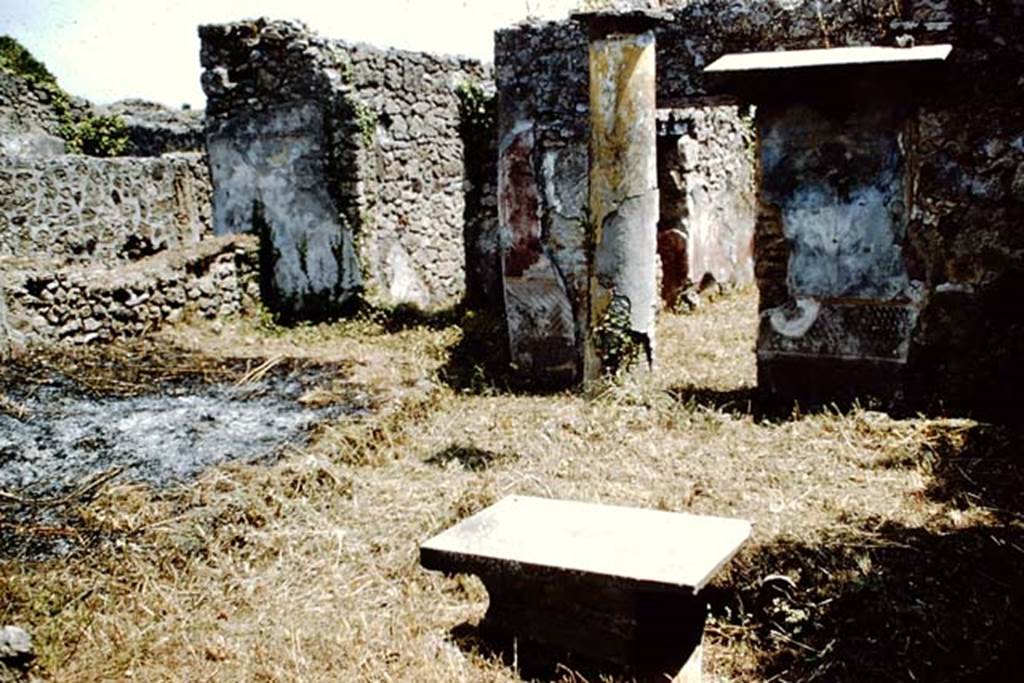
[1,290,1022,682]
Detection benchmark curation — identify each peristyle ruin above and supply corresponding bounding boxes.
[2,0,1023,410]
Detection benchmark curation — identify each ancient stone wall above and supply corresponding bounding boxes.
[496,1,1024,411]
[344,43,492,310]
[0,38,253,353]
[0,153,212,265]
[0,67,233,351]
[656,105,756,308]
[99,99,205,157]
[655,0,906,106]
[200,19,493,318]
[494,20,589,383]
[0,69,64,137]
[901,1,1024,415]
[0,69,84,157]
[2,235,257,348]
[201,19,360,319]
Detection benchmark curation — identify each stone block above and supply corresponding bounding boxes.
[422,495,751,681]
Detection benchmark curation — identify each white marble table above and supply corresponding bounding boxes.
[421,495,751,682]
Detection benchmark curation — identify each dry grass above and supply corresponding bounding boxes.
[2,289,1023,682]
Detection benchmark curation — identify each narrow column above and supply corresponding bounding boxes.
[576,11,665,383]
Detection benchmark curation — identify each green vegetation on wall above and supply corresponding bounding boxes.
[593,295,647,377]
[0,35,60,88]
[454,81,496,147]
[352,101,377,148]
[60,115,129,156]
[1,35,129,157]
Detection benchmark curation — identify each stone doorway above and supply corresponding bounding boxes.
[655,103,758,313]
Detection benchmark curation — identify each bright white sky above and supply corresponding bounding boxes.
[0,0,579,109]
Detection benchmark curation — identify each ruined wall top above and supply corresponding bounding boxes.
[494,19,588,140]
[200,18,489,117]
[496,1,1023,109]
[199,17,494,313]
[199,19,342,116]
[0,69,69,138]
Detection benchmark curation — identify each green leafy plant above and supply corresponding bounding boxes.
[0,35,59,87]
[1,35,128,157]
[593,295,646,377]
[454,81,496,142]
[60,114,129,157]
[353,101,377,147]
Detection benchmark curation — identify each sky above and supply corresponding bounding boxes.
[0,0,580,109]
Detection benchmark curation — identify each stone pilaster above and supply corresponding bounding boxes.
[577,10,665,383]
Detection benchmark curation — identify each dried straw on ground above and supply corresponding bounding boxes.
[2,289,1021,682]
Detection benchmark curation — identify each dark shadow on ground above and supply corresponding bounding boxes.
[709,421,1024,682]
[867,420,1024,523]
[329,300,552,396]
[435,305,576,397]
[712,520,1024,682]
[425,444,520,472]
[450,620,690,683]
[665,383,892,424]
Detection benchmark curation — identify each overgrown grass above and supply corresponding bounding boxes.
[1,288,1022,682]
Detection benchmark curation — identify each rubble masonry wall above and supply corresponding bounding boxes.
[200,19,494,318]
[495,0,1024,411]
[0,153,212,264]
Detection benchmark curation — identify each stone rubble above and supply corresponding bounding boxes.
[0,626,33,673]
[3,235,258,348]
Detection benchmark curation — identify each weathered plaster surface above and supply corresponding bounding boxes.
[200,18,493,317]
[495,20,590,385]
[499,122,577,379]
[207,101,360,317]
[657,106,756,307]
[751,96,923,395]
[587,30,659,379]
[760,105,914,302]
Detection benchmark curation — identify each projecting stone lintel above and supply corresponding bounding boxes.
[705,44,953,74]
[705,45,952,105]
[571,7,672,39]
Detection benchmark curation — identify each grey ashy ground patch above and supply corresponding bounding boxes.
[0,362,365,560]
[0,368,359,495]
[2,377,342,496]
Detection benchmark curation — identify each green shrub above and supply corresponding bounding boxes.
[454,81,496,142]
[60,114,129,157]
